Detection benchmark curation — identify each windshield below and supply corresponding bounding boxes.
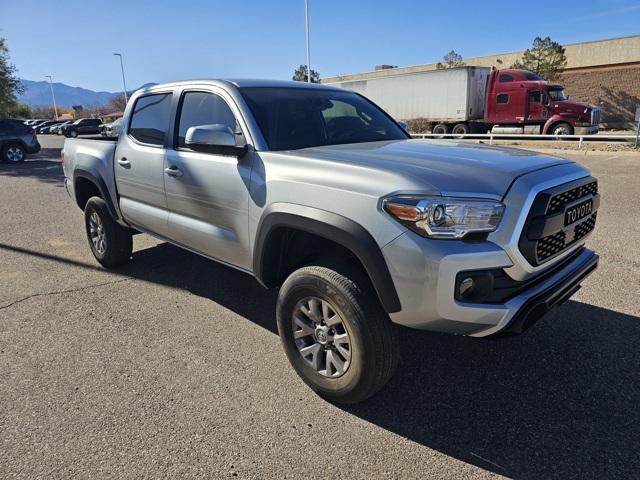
[548,89,567,101]
[239,87,409,150]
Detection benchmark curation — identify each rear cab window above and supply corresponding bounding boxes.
[128,93,173,146]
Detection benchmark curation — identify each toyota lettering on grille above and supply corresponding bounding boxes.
[564,199,593,226]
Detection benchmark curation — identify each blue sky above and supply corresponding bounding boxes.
[1,0,639,92]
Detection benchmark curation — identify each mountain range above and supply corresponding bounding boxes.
[18,79,156,108]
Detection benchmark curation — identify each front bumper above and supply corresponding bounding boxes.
[382,229,598,337]
[574,125,599,135]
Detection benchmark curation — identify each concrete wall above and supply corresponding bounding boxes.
[322,35,640,84]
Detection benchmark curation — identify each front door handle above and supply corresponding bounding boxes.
[164,166,184,177]
[117,157,130,168]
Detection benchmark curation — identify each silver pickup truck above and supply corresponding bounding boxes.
[62,79,599,403]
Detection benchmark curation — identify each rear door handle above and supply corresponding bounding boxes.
[117,157,130,168]
[164,166,183,177]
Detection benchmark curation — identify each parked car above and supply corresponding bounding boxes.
[0,118,41,162]
[62,80,599,403]
[25,119,47,126]
[100,118,122,137]
[35,120,63,134]
[52,121,72,135]
[61,118,102,137]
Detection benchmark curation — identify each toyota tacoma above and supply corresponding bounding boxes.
[62,80,599,403]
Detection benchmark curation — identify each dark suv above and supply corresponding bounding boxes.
[62,118,102,137]
[0,119,41,163]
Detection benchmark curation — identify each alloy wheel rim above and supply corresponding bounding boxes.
[6,147,24,162]
[89,212,107,254]
[292,297,352,378]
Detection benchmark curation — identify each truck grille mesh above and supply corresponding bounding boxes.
[535,212,597,262]
[547,181,598,215]
[520,178,599,266]
[536,231,566,261]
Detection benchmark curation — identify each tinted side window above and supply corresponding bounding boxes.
[529,91,541,103]
[496,94,509,104]
[129,93,173,146]
[177,91,239,148]
[499,74,514,83]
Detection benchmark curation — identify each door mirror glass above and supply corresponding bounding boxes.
[185,124,247,156]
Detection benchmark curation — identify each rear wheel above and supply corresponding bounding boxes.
[432,123,449,137]
[277,265,399,404]
[84,197,132,268]
[1,144,26,163]
[452,123,470,137]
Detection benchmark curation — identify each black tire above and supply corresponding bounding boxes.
[1,143,26,163]
[452,123,469,137]
[277,265,399,404]
[432,123,450,137]
[551,122,573,138]
[84,196,132,268]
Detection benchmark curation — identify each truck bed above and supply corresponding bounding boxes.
[62,136,120,218]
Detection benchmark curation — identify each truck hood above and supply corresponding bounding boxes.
[286,139,571,199]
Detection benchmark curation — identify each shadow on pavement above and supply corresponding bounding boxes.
[2,239,639,478]
[0,156,65,186]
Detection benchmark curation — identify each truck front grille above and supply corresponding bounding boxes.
[519,178,599,266]
[591,108,600,126]
[547,181,598,214]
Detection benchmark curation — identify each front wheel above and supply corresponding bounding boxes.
[552,122,573,137]
[68,130,78,138]
[84,197,132,268]
[277,266,399,404]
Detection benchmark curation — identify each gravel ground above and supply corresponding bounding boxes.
[0,137,639,479]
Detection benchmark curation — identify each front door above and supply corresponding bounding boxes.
[114,92,174,236]
[526,90,548,123]
[164,89,253,270]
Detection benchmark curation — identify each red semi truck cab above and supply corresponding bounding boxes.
[485,69,600,136]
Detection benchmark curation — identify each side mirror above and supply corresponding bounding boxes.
[397,121,410,133]
[185,124,248,157]
[542,94,550,106]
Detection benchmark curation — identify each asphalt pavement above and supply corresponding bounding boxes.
[1,136,639,479]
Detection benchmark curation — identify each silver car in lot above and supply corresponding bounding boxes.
[62,80,599,403]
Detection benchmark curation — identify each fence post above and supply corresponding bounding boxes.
[579,136,583,149]
[489,133,493,145]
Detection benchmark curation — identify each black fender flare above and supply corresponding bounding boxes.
[253,203,401,313]
[73,169,121,221]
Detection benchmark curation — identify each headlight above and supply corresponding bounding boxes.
[383,196,505,239]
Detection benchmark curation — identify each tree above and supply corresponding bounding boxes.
[292,64,320,83]
[6,102,31,119]
[0,37,25,117]
[511,36,567,82]
[107,94,127,113]
[436,50,466,69]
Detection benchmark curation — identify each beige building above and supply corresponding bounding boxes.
[323,35,640,128]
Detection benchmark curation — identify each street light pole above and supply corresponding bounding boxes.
[45,75,59,120]
[113,53,129,104]
[304,0,311,82]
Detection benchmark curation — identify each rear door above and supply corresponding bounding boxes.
[163,88,253,270]
[114,91,174,236]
